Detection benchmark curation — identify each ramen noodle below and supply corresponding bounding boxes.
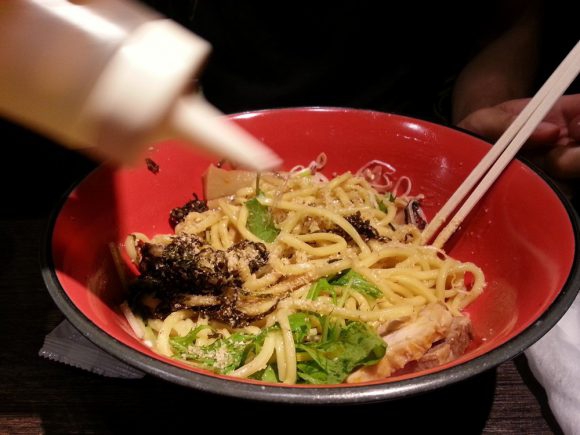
[121,156,484,384]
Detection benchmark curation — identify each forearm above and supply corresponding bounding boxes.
[452,2,542,124]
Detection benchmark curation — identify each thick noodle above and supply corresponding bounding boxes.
[121,162,485,384]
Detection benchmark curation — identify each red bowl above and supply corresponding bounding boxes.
[43,108,580,403]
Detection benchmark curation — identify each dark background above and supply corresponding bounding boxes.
[0,1,578,433]
[1,0,578,219]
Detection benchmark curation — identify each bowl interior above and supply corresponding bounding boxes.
[49,108,577,394]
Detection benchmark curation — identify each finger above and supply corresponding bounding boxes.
[457,107,515,141]
[458,108,561,147]
[560,94,580,122]
[527,122,561,147]
[569,114,580,142]
[545,144,580,179]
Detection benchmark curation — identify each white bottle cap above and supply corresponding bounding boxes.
[76,19,282,171]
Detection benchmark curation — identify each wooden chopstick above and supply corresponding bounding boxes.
[422,40,580,249]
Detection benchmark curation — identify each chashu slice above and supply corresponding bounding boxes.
[414,315,473,370]
[347,303,452,383]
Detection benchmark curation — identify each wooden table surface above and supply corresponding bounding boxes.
[0,121,565,434]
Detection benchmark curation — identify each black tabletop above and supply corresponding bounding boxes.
[0,119,564,434]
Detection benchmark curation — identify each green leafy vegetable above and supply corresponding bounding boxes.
[248,325,278,356]
[320,315,341,343]
[250,364,280,382]
[245,193,280,242]
[378,193,396,212]
[306,278,335,301]
[378,201,389,213]
[169,325,210,354]
[296,321,386,384]
[330,269,383,298]
[171,331,257,374]
[260,365,279,382]
[306,270,381,303]
[288,312,313,344]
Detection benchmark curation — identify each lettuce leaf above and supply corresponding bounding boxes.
[296,321,386,384]
[169,325,210,354]
[378,193,396,212]
[245,194,280,242]
[306,270,382,302]
[320,316,342,343]
[330,269,382,299]
[288,312,312,344]
[171,331,257,374]
[306,277,335,301]
[249,364,279,382]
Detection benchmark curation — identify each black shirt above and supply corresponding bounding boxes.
[145,1,496,121]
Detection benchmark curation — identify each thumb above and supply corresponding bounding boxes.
[457,107,516,142]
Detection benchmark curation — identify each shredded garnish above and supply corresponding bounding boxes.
[290,152,328,178]
[355,160,397,193]
[356,161,419,203]
[392,175,412,197]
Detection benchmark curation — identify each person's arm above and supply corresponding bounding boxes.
[452,0,542,124]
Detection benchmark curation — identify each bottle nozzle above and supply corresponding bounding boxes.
[169,94,282,171]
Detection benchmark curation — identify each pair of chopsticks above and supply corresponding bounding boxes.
[421,40,580,249]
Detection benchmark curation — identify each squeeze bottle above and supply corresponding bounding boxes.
[0,0,282,171]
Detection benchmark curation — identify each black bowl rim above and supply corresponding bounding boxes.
[41,107,580,404]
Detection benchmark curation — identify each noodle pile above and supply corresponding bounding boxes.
[122,160,484,384]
